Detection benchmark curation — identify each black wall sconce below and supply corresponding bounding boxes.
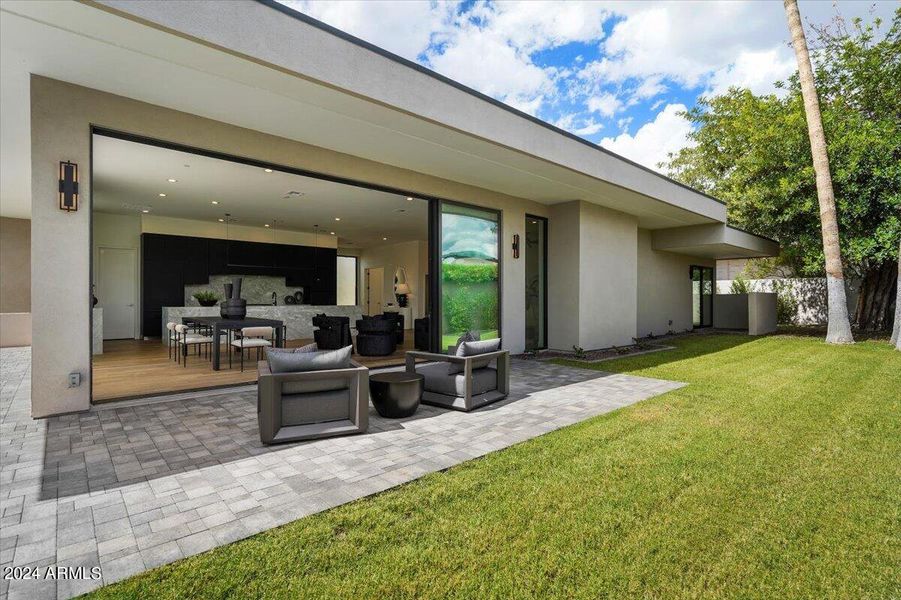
[512,233,520,259]
[58,161,79,212]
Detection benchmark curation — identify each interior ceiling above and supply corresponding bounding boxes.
[93,135,427,249]
[1,1,721,228]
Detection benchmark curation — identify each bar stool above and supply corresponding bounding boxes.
[229,326,274,372]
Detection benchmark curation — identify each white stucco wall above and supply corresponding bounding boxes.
[547,202,581,350]
[579,202,637,349]
[636,229,711,336]
[29,76,546,416]
[548,201,640,351]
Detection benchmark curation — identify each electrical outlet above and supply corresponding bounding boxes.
[68,372,81,388]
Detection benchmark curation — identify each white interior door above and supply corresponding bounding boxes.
[98,247,136,340]
[366,267,384,315]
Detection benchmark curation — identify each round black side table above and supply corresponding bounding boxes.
[369,372,424,418]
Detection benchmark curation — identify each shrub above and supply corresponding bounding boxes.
[730,275,751,294]
[772,280,799,325]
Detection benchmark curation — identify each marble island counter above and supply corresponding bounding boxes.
[161,305,363,344]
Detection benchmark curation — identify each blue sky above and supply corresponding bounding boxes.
[281,1,895,172]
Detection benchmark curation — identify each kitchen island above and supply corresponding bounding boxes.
[161,305,364,345]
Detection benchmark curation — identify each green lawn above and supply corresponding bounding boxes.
[88,334,900,599]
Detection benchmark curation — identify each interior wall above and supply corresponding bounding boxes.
[29,76,546,417]
[0,217,31,313]
[92,212,142,339]
[359,240,427,322]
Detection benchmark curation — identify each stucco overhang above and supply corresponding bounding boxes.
[651,224,780,259]
[2,0,726,228]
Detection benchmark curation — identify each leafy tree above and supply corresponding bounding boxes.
[666,8,900,331]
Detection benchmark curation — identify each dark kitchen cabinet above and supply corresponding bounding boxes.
[141,233,338,336]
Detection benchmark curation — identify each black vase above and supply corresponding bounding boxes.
[220,299,247,319]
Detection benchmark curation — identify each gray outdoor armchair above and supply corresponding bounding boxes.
[257,359,369,444]
[405,349,510,412]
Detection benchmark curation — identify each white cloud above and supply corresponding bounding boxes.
[588,0,896,95]
[707,48,796,96]
[587,93,622,117]
[282,0,458,61]
[426,27,553,112]
[554,114,604,137]
[425,1,612,115]
[600,103,694,172]
[280,0,897,138]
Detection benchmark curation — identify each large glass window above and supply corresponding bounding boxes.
[336,255,357,306]
[691,265,714,327]
[440,203,500,350]
[524,216,547,350]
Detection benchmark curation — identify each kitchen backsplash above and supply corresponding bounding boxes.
[184,275,306,306]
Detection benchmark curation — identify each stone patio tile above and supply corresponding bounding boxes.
[0,346,683,599]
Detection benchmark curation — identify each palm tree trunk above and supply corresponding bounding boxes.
[892,240,901,350]
[784,0,854,344]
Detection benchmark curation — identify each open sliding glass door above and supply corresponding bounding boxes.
[691,265,714,328]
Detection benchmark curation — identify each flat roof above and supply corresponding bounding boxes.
[259,0,725,207]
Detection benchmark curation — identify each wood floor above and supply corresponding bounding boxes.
[92,335,416,403]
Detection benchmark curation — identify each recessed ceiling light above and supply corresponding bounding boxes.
[218,218,225,222]
[211,201,219,205]
[167,178,177,183]
[264,224,270,228]
[406,197,413,201]
[264,168,273,173]
[158,193,166,197]
[330,231,335,235]
[141,209,150,213]
[334,217,341,221]
[383,237,388,241]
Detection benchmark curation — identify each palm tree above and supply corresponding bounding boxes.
[892,240,901,350]
[784,0,854,344]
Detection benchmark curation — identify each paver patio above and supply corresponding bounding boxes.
[0,347,683,599]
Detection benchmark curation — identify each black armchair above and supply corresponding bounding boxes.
[355,317,397,356]
[312,314,353,351]
[381,311,405,344]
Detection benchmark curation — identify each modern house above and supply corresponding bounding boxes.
[0,0,778,419]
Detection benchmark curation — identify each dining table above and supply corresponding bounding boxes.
[182,316,285,371]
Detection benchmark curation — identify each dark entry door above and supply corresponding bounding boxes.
[524,216,547,350]
[691,265,714,328]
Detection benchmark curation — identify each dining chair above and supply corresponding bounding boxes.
[166,322,178,361]
[229,326,274,371]
[174,323,214,367]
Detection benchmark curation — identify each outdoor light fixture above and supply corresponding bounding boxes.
[512,233,520,259]
[58,161,78,211]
